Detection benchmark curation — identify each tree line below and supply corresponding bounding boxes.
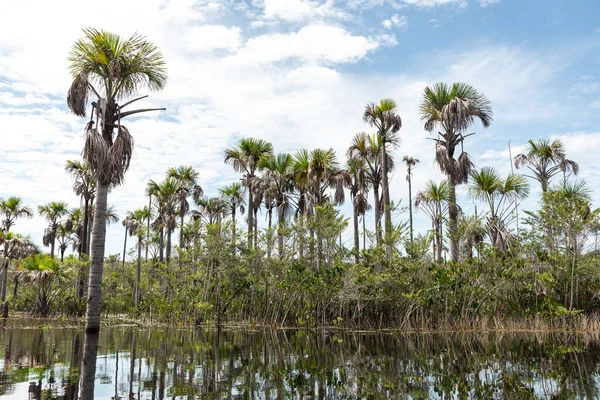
[1,28,599,331]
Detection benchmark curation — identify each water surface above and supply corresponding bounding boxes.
[0,320,599,399]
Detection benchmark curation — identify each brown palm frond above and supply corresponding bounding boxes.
[67,74,90,117]
[457,152,474,184]
[106,125,134,186]
[82,122,109,182]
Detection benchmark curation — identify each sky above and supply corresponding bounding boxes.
[1,0,600,259]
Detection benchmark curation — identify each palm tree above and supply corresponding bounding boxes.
[128,208,147,308]
[65,160,95,256]
[402,156,420,241]
[167,166,203,250]
[219,182,246,254]
[308,148,350,267]
[18,254,60,316]
[121,215,135,272]
[514,139,579,193]
[415,180,449,262]
[346,157,369,262]
[67,28,167,332]
[363,99,402,254]
[38,201,69,259]
[193,198,227,225]
[0,197,34,233]
[147,178,179,266]
[56,224,74,262]
[258,153,295,259]
[224,138,273,248]
[347,132,391,246]
[0,232,36,317]
[420,82,493,262]
[468,167,530,251]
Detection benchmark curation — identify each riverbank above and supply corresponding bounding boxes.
[5,313,600,334]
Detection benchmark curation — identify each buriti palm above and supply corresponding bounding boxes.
[66,28,167,332]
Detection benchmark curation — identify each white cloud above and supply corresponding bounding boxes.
[262,0,346,22]
[479,0,500,6]
[382,14,408,30]
[590,100,600,109]
[184,25,242,52]
[400,0,466,8]
[229,25,384,65]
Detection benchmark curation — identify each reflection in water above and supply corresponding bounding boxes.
[1,321,600,399]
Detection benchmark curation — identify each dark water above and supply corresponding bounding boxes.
[1,320,600,399]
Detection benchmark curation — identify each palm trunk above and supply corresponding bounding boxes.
[448,181,459,262]
[122,227,128,273]
[278,205,285,260]
[85,180,109,332]
[159,226,164,263]
[146,195,151,261]
[408,175,413,241]
[166,229,172,266]
[353,199,359,263]
[232,208,237,256]
[373,183,382,246]
[50,227,56,259]
[82,198,89,258]
[253,207,259,249]
[381,141,392,255]
[247,189,253,248]
[135,237,142,308]
[87,207,93,255]
[1,259,8,318]
[60,247,66,262]
[362,213,366,250]
[180,207,185,250]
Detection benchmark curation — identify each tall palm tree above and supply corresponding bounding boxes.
[308,148,350,267]
[121,215,137,272]
[347,132,391,246]
[38,201,69,259]
[346,157,369,262]
[224,138,273,248]
[419,82,493,262]
[468,167,530,251]
[258,153,295,259]
[147,178,179,266]
[145,181,164,262]
[402,156,420,241]
[128,208,147,308]
[0,197,34,233]
[67,28,167,332]
[415,180,449,262]
[514,139,579,193]
[219,182,246,254]
[363,99,402,254]
[167,166,203,250]
[65,160,95,256]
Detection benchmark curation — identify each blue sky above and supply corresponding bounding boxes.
[1,0,599,258]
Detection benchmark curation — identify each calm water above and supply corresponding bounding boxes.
[0,320,599,399]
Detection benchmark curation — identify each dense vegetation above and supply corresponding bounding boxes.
[1,29,599,330]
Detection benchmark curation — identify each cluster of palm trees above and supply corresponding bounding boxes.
[3,28,592,333]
